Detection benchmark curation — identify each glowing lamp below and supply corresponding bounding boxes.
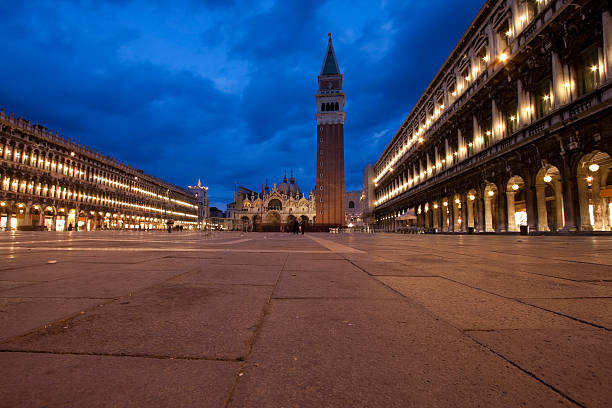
[488,190,495,197]
[543,175,552,183]
[588,163,600,172]
[469,195,475,201]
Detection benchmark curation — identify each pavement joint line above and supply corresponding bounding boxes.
[223,253,288,408]
[517,296,612,300]
[0,246,334,254]
[465,334,588,408]
[437,275,612,332]
[489,249,612,267]
[305,235,365,253]
[0,349,244,362]
[0,296,117,300]
[271,296,401,300]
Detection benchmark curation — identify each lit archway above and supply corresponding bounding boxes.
[535,166,563,231]
[506,176,526,232]
[577,151,612,231]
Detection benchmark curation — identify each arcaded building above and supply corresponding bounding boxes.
[371,0,612,233]
[0,110,198,230]
[316,33,346,226]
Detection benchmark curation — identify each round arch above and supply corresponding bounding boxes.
[577,151,612,231]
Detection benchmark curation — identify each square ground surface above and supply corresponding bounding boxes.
[1,231,610,407]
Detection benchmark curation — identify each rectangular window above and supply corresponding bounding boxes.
[575,45,600,97]
[534,78,552,119]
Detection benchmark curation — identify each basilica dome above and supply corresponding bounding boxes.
[276,173,301,197]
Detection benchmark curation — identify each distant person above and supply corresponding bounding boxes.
[300,220,305,235]
[293,220,299,234]
[67,223,73,231]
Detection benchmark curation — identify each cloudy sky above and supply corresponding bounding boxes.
[0,0,483,209]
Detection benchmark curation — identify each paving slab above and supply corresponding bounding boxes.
[3,282,271,360]
[0,352,238,408]
[0,269,188,298]
[470,328,612,408]
[273,270,395,299]
[170,263,280,286]
[283,258,361,272]
[432,266,612,299]
[377,276,584,330]
[229,299,574,408]
[348,259,436,276]
[520,297,612,329]
[0,297,105,342]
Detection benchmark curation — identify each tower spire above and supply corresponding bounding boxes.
[320,32,340,75]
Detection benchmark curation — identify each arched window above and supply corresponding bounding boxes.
[321,103,326,112]
[326,102,331,111]
[335,102,339,111]
[348,201,355,209]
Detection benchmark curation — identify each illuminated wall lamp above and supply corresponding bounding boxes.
[543,175,552,183]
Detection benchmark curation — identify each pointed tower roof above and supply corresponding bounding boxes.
[320,32,340,76]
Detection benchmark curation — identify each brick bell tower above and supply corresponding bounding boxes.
[316,33,345,226]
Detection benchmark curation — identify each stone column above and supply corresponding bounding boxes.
[437,204,443,232]
[561,159,579,231]
[485,196,493,231]
[536,185,549,231]
[23,207,31,227]
[476,195,485,232]
[507,192,517,231]
[525,182,538,233]
[448,201,455,232]
[497,188,508,232]
[460,193,468,232]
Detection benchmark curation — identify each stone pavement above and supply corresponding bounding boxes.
[0,231,611,407]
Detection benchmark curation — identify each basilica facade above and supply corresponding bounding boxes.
[228,173,316,231]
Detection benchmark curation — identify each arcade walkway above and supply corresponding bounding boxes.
[0,231,610,407]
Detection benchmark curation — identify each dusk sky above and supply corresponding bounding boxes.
[0,0,483,209]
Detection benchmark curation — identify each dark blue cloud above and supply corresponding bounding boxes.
[0,0,483,209]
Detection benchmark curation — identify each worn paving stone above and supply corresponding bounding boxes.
[348,259,436,276]
[170,263,280,286]
[377,276,584,330]
[0,297,105,342]
[0,269,187,298]
[3,282,271,360]
[470,328,612,408]
[273,270,394,299]
[0,352,238,408]
[229,299,574,408]
[520,297,612,329]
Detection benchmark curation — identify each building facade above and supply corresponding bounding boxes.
[316,33,346,226]
[0,110,198,231]
[345,190,364,227]
[370,0,612,233]
[229,173,315,231]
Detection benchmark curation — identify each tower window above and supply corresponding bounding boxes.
[321,103,326,112]
[335,102,339,111]
[348,201,355,208]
